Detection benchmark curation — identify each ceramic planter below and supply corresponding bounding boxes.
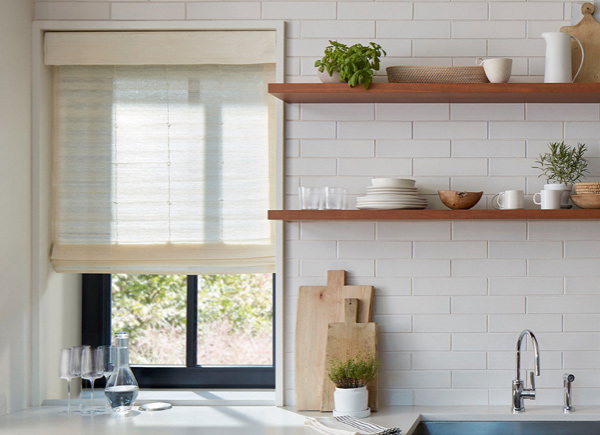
[332,385,370,418]
[318,69,343,84]
[544,183,573,208]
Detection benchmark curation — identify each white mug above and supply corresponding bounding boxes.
[533,189,562,209]
[477,57,513,83]
[492,190,524,209]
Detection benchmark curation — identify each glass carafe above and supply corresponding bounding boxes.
[104,333,139,413]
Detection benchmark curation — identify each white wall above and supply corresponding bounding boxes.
[0,0,33,416]
[34,0,600,408]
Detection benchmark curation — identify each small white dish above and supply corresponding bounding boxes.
[371,178,415,188]
[138,402,173,412]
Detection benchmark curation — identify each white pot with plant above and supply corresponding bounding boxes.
[328,353,378,418]
[315,41,386,90]
[532,141,589,208]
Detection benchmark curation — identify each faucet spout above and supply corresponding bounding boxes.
[516,329,540,378]
[512,329,541,413]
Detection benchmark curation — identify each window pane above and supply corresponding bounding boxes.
[112,274,187,365]
[197,274,272,366]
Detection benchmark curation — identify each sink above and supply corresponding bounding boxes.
[411,420,600,435]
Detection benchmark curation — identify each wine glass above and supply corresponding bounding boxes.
[81,347,103,414]
[59,348,75,414]
[97,345,115,411]
[69,346,83,412]
[98,345,116,380]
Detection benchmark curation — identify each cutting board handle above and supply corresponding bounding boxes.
[327,270,346,288]
[344,298,358,324]
[582,2,594,15]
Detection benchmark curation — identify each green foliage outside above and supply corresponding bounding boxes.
[112,273,273,365]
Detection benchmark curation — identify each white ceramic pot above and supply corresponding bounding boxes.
[318,69,343,83]
[544,183,573,208]
[332,386,370,418]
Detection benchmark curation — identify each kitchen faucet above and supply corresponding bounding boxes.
[512,329,540,413]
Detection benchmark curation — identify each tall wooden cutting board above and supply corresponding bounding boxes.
[295,270,374,411]
[561,2,600,82]
[321,298,377,412]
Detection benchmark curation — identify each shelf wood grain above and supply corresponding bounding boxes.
[268,209,600,221]
[268,82,600,103]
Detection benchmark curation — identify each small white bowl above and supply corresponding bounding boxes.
[371,178,415,188]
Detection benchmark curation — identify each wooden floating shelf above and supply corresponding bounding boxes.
[268,83,600,104]
[268,209,600,221]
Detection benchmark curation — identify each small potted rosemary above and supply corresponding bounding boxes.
[328,353,379,418]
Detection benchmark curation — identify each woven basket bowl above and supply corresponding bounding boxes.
[387,66,489,84]
[575,182,600,194]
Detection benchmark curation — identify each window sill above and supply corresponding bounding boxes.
[44,389,276,407]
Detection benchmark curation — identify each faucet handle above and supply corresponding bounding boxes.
[529,371,536,391]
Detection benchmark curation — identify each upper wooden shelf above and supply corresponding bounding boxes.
[268,83,600,104]
[268,209,600,221]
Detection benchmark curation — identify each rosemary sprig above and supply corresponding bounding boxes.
[532,141,588,185]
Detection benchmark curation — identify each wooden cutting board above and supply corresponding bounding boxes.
[294,270,374,411]
[561,2,600,82]
[320,298,378,412]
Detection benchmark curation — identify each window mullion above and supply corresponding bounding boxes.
[186,275,198,367]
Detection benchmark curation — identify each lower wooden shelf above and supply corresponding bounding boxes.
[268,209,600,221]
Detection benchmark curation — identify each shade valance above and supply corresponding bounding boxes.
[44,31,276,65]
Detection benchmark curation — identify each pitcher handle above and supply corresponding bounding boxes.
[569,34,585,82]
[476,57,484,66]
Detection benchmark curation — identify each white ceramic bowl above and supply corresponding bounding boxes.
[371,178,415,188]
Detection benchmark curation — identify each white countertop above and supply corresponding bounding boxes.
[2,405,600,434]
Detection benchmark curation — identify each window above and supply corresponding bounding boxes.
[47,30,279,388]
[83,273,275,388]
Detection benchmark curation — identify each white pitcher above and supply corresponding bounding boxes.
[542,32,585,83]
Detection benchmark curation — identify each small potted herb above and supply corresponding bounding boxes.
[328,353,378,418]
[532,141,588,208]
[315,41,386,90]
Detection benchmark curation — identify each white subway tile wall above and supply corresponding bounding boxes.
[37,0,600,408]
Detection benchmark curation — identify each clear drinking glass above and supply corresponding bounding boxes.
[59,348,75,414]
[81,347,104,414]
[325,187,347,210]
[299,186,323,210]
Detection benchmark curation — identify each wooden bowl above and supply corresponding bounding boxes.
[570,194,600,209]
[438,190,483,210]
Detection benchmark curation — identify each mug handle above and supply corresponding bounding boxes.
[492,193,503,210]
[569,34,585,83]
[476,57,485,66]
[533,192,542,205]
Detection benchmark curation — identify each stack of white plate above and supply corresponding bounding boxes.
[356,178,427,210]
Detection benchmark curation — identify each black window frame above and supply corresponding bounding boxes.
[82,273,276,389]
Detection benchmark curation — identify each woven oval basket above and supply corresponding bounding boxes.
[387,66,489,84]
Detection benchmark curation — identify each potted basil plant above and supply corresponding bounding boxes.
[315,40,386,90]
[328,353,379,418]
[532,141,588,208]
